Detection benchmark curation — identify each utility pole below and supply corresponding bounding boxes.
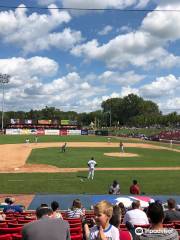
[0,74,10,131]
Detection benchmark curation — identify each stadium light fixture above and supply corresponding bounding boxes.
[0,74,10,132]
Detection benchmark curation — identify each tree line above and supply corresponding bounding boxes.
[2,94,180,128]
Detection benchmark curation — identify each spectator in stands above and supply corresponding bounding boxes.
[0,211,6,220]
[163,198,180,223]
[66,199,85,218]
[51,201,62,219]
[0,197,11,205]
[22,207,70,240]
[123,200,149,225]
[118,202,127,217]
[3,197,23,213]
[84,200,119,240]
[40,203,49,208]
[109,180,120,195]
[110,205,122,228]
[130,179,141,195]
[138,202,179,240]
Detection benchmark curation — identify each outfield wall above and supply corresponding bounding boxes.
[6,129,84,136]
[5,129,109,136]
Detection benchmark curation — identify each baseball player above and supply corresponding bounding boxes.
[61,142,67,153]
[87,157,97,180]
[119,141,124,152]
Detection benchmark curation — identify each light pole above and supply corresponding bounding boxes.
[0,74,10,131]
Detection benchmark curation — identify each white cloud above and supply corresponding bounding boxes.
[135,0,151,8]
[141,3,180,41]
[120,86,139,97]
[62,0,152,9]
[99,70,145,85]
[140,74,179,98]
[0,57,106,112]
[71,31,166,68]
[0,56,58,79]
[98,25,113,36]
[0,4,82,53]
[38,0,151,9]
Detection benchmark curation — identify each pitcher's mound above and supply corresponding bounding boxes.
[104,152,139,157]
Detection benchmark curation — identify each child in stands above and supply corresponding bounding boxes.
[84,200,119,240]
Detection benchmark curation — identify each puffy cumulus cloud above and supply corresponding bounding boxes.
[38,0,151,9]
[135,0,151,8]
[141,2,180,41]
[0,56,58,81]
[71,1,180,69]
[98,25,113,36]
[140,74,180,98]
[162,98,180,113]
[62,0,151,9]
[1,61,106,111]
[158,54,180,68]
[0,4,82,53]
[71,31,166,68]
[98,70,145,85]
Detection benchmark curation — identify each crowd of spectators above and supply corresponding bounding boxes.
[0,197,180,240]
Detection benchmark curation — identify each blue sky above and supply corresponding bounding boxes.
[0,0,180,113]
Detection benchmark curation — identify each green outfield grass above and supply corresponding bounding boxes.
[0,171,179,194]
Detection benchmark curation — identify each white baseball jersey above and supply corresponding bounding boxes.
[88,160,97,169]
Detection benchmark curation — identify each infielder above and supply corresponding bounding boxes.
[61,142,67,153]
[119,141,124,152]
[87,157,97,180]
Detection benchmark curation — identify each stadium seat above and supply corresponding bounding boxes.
[0,235,12,240]
[18,219,33,224]
[0,223,8,228]
[163,223,174,228]
[69,223,82,228]
[11,234,22,240]
[64,218,81,224]
[70,227,82,235]
[8,223,24,228]
[70,234,82,240]
[0,227,22,235]
[119,230,133,240]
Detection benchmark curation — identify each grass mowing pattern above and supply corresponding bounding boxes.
[27,147,180,168]
[0,171,179,194]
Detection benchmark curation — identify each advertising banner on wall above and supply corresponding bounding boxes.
[60,129,67,136]
[67,130,81,135]
[6,129,21,135]
[45,130,60,135]
[36,129,45,135]
[38,120,52,124]
[29,129,37,135]
[21,129,31,135]
[61,120,70,125]
[81,129,88,135]
[88,130,95,135]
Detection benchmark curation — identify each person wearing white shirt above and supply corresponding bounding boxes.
[87,157,97,180]
[123,201,149,226]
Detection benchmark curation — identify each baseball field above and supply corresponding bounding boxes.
[0,135,180,201]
